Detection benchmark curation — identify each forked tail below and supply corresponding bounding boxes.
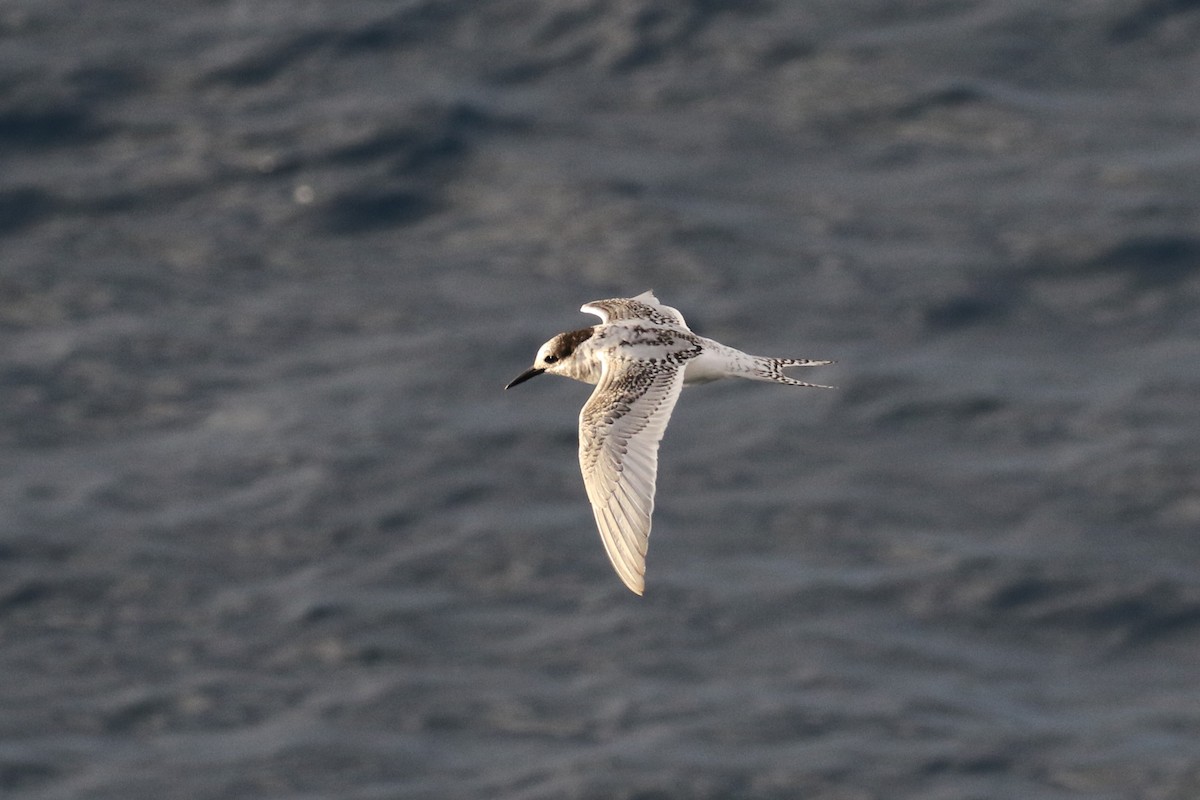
[752,357,835,388]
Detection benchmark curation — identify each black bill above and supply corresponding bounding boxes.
[505,367,545,389]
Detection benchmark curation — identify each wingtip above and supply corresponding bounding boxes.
[617,565,646,596]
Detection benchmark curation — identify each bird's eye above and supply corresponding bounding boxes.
[544,354,558,364]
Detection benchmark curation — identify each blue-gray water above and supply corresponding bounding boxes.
[3,2,1199,798]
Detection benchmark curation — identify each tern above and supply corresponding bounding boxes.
[506,291,832,595]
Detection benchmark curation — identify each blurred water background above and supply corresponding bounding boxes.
[3,2,1200,798]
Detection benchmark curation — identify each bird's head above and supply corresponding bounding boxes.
[505,327,596,388]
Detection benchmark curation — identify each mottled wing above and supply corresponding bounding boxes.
[578,354,688,595]
[581,291,691,330]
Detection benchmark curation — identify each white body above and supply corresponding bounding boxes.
[509,291,832,595]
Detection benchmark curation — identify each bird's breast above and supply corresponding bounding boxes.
[558,350,604,384]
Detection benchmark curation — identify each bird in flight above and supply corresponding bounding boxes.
[506,291,833,595]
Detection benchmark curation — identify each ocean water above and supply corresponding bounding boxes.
[3,2,1199,798]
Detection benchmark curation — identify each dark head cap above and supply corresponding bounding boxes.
[505,327,594,389]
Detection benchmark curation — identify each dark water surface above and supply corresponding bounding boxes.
[3,2,1199,798]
